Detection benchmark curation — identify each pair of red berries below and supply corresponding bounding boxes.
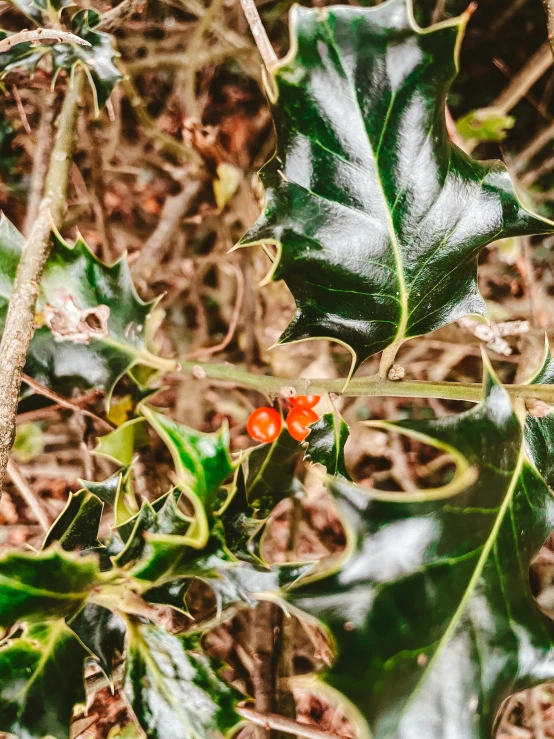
[246,395,321,443]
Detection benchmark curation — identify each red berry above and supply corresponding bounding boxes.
[290,395,321,409]
[286,407,319,442]
[247,407,282,443]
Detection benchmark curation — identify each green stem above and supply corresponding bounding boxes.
[179,359,554,403]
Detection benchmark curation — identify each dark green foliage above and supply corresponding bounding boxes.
[240,0,554,371]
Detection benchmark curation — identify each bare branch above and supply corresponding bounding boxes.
[133,178,202,281]
[0,28,90,53]
[238,0,278,70]
[97,0,144,33]
[491,42,552,115]
[0,72,84,495]
[24,90,57,237]
[6,458,50,532]
[237,707,348,739]
[542,0,554,57]
[21,374,115,431]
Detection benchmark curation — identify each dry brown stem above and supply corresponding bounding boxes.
[0,72,84,495]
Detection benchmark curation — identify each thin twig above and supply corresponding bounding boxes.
[513,120,554,172]
[12,84,31,134]
[0,28,90,53]
[0,72,84,496]
[238,0,278,70]
[21,374,115,431]
[516,237,549,329]
[120,72,199,161]
[177,359,554,404]
[134,177,202,280]
[237,706,348,739]
[186,262,245,359]
[542,0,554,58]
[6,458,50,532]
[491,0,529,33]
[97,0,144,32]
[491,43,552,115]
[24,90,57,237]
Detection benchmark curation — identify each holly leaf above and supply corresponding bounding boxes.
[0,217,175,401]
[244,430,301,517]
[144,579,192,615]
[218,467,264,560]
[124,622,243,739]
[94,417,150,467]
[141,407,235,547]
[141,406,234,502]
[304,410,351,479]
[239,0,554,373]
[0,548,99,626]
[112,500,159,567]
[289,363,554,739]
[51,9,123,114]
[70,603,126,679]
[0,621,88,739]
[43,488,103,551]
[80,470,122,506]
[81,469,140,535]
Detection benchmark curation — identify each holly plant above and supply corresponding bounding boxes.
[2,0,554,738]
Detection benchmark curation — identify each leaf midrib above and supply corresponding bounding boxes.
[134,627,203,737]
[321,15,409,347]
[397,450,525,724]
[13,621,68,708]
[0,573,89,600]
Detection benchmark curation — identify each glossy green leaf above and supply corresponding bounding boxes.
[70,603,126,679]
[124,621,242,739]
[289,365,554,739]
[304,410,351,479]
[94,417,150,467]
[80,470,123,506]
[206,557,309,616]
[0,215,175,402]
[141,407,235,547]
[141,406,234,502]
[239,0,554,372]
[218,467,263,560]
[81,469,140,537]
[111,490,193,574]
[244,430,301,517]
[43,488,103,551]
[0,620,88,739]
[113,500,158,567]
[135,517,307,622]
[145,579,192,615]
[51,9,123,114]
[0,547,99,627]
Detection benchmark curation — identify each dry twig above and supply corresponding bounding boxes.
[0,72,84,495]
[0,28,90,53]
[6,458,50,532]
[238,0,278,70]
